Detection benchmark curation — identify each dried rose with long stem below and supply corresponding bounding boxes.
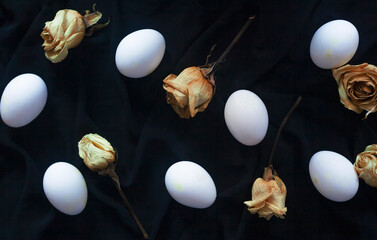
[163,16,255,119]
[244,96,302,220]
[78,133,148,239]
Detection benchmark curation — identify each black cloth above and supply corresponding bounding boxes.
[1,0,377,239]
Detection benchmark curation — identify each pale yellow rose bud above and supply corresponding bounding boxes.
[163,67,215,119]
[78,133,116,172]
[354,144,377,187]
[78,133,148,239]
[41,10,85,63]
[244,168,287,220]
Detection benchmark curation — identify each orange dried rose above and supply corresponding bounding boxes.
[354,144,377,187]
[244,168,287,220]
[243,97,301,221]
[163,67,215,119]
[333,63,377,118]
[163,16,255,119]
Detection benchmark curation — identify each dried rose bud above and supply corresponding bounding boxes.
[163,67,214,119]
[333,63,377,119]
[78,133,116,172]
[244,168,287,220]
[78,133,148,239]
[41,5,108,63]
[354,144,377,187]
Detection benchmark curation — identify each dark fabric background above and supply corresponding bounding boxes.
[1,0,377,239]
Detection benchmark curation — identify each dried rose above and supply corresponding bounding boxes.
[333,63,377,118]
[163,16,255,119]
[78,133,149,239]
[243,97,301,220]
[41,5,108,63]
[78,133,116,172]
[41,10,85,63]
[163,67,214,119]
[354,144,377,187]
[244,168,287,220]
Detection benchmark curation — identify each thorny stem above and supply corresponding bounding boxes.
[107,169,149,239]
[207,16,255,76]
[267,96,302,168]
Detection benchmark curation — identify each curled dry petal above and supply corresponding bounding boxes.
[354,144,377,187]
[163,67,214,119]
[332,63,377,118]
[41,10,85,63]
[78,133,116,172]
[244,169,287,220]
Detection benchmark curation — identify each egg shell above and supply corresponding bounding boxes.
[0,73,47,128]
[165,161,217,209]
[309,150,359,202]
[43,162,88,215]
[310,19,359,69]
[115,29,165,78]
[224,89,268,146]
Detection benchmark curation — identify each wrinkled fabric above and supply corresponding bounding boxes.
[2,0,377,240]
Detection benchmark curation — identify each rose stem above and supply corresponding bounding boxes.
[107,169,149,239]
[267,96,302,168]
[208,16,255,76]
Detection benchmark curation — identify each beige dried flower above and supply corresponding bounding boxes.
[163,16,255,119]
[354,144,377,187]
[41,4,108,63]
[78,133,116,172]
[333,63,377,118]
[244,168,287,220]
[41,10,85,63]
[163,67,214,119]
[243,97,301,221]
[78,133,149,239]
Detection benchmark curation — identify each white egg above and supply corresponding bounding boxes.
[310,19,359,69]
[115,29,165,78]
[165,161,216,209]
[309,150,359,202]
[43,162,88,215]
[0,73,47,128]
[224,89,268,146]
